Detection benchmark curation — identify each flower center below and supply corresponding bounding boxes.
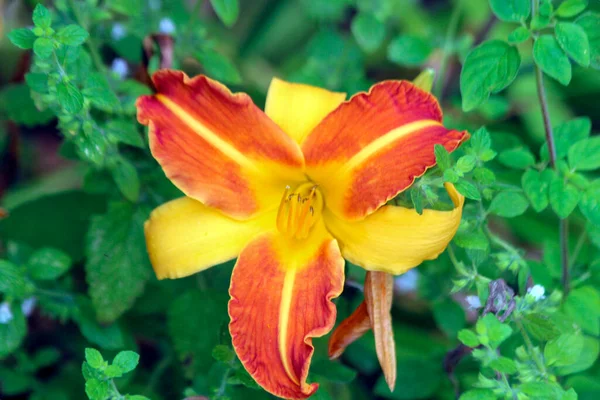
[276,182,324,240]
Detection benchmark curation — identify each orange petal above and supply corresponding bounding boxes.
[365,271,396,391]
[228,224,344,399]
[265,77,346,144]
[137,70,305,219]
[325,183,465,274]
[302,80,469,220]
[328,301,371,360]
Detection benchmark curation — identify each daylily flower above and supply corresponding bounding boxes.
[136,69,468,399]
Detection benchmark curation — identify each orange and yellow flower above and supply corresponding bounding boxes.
[136,70,469,399]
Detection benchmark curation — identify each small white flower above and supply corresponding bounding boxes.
[111,23,127,41]
[527,284,546,301]
[111,58,129,79]
[466,295,482,310]
[21,297,37,316]
[159,17,176,34]
[0,302,13,324]
[394,269,419,293]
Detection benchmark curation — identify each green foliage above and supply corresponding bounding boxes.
[2,0,600,399]
[82,348,147,400]
[460,41,521,111]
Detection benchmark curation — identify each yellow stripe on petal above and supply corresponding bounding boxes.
[145,197,274,279]
[229,223,344,399]
[303,80,468,220]
[324,183,465,274]
[265,77,346,144]
[137,71,305,219]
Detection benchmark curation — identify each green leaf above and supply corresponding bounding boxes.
[434,144,451,170]
[56,81,84,114]
[85,202,152,323]
[311,360,357,383]
[533,35,572,85]
[212,345,235,363]
[470,127,492,155]
[55,25,89,46]
[27,247,72,280]
[549,173,580,218]
[110,158,140,202]
[541,117,591,161]
[473,167,496,185]
[0,260,30,298]
[459,389,496,400]
[106,0,143,16]
[82,73,120,112]
[410,187,424,215]
[522,169,550,212]
[210,0,240,27]
[555,22,590,67]
[8,28,37,49]
[85,379,110,400]
[460,40,521,111]
[433,300,465,337]
[0,304,26,358]
[508,27,531,44]
[387,34,433,66]
[0,191,107,261]
[576,12,600,70]
[555,337,599,375]
[195,50,242,85]
[105,119,144,148]
[75,299,125,350]
[112,351,140,373]
[33,37,54,59]
[456,155,477,173]
[489,0,531,22]
[458,329,480,347]
[84,348,105,370]
[25,73,48,93]
[351,12,385,53]
[476,314,512,348]
[104,364,123,378]
[520,382,566,399]
[498,148,535,169]
[556,0,588,18]
[564,286,600,334]
[373,358,442,399]
[568,137,600,171]
[32,4,52,28]
[489,357,517,374]
[580,185,600,226]
[0,83,54,127]
[544,333,584,366]
[521,313,561,341]
[168,290,228,373]
[489,192,529,217]
[455,180,481,200]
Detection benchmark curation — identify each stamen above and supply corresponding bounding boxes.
[276,183,323,240]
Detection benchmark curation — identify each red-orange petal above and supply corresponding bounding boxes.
[328,301,371,360]
[302,80,469,220]
[137,70,305,219]
[228,225,344,399]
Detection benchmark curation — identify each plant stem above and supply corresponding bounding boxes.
[435,0,464,98]
[515,319,548,379]
[532,0,570,296]
[67,0,105,72]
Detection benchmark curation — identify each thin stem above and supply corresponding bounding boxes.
[67,0,104,72]
[569,229,586,268]
[560,219,570,296]
[434,0,464,98]
[532,0,569,296]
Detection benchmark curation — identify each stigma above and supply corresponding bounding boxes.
[276,183,324,240]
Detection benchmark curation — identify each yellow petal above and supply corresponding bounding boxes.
[145,197,273,279]
[324,183,465,274]
[265,77,346,144]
